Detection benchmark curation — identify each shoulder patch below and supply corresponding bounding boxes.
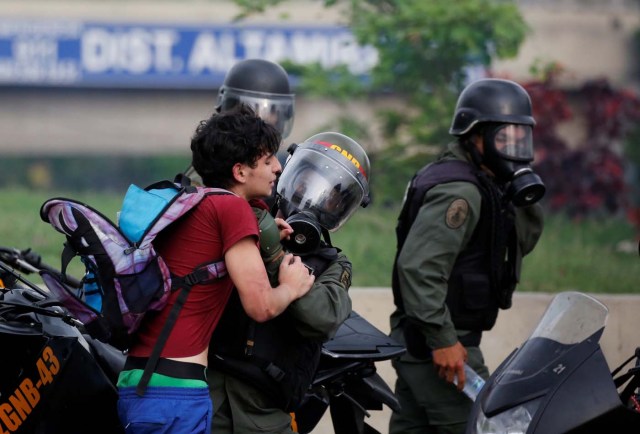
[445,198,469,229]
[340,268,352,288]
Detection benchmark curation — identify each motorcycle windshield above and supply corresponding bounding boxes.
[528,291,608,344]
[494,291,608,387]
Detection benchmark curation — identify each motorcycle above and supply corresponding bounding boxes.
[0,246,124,434]
[0,246,403,434]
[466,291,640,434]
[293,310,404,434]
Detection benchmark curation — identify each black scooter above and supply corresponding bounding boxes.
[466,291,640,434]
[0,247,403,434]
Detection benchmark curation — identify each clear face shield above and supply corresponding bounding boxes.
[277,144,368,233]
[493,124,534,161]
[484,123,545,207]
[218,86,295,139]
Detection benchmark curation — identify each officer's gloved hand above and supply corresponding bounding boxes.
[253,207,285,286]
[301,246,352,291]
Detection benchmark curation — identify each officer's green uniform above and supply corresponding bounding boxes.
[209,242,353,434]
[389,143,544,434]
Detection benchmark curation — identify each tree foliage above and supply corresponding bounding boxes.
[523,66,640,222]
[232,0,640,226]
[233,0,529,206]
[233,0,528,149]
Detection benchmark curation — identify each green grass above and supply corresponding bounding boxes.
[1,188,124,280]
[2,188,639,293]
[329,206,640,294]
[517,215,640,294]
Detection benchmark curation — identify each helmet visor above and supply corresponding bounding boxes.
[493,124,534,160]
[277,146,366,231]
[219,87,295,139]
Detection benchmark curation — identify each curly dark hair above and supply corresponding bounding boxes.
[190,104,281,188]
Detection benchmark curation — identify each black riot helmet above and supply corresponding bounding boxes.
[449,78,535,136]
[450,79,545,207]
[183,59,294,186]
[277,132,370,254]
[216,59,295,139]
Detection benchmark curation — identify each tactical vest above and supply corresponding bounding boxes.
[392,159,519,352]
[208,246,337,412]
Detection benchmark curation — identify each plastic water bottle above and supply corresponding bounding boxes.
[454,363,485,401]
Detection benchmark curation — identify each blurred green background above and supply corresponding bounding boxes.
[3,181,638,293]
[1,0,640,293]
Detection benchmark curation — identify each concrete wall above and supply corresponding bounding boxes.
[312,288,640,434]
[0,88,396,156]
[494,2,640,90]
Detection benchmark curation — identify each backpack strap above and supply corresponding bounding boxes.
[135,259,227,396]
[60,242,76,278]
[170,260,227,290]
[174,172,193,188]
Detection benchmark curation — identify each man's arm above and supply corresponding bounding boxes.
[253,207,352,340]
[225,237,315,323]
[397,181,481,386]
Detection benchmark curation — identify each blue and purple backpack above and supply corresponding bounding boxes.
[40,177,229,394]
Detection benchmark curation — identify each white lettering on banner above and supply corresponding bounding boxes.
[0,59,79,83]
[0,18,379,86]
[82,27,181,74]
[237,29,378,75]
[288,32,369,72]
[13,37,57,63]
[154,31,180,71]
[187,32,236,74]
[0,34,79,83]
[263,32,288,64]
[241,30,265,59]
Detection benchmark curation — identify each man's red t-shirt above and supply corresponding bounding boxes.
[129,193,259,359]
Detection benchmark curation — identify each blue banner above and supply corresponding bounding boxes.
[0,19,378,89]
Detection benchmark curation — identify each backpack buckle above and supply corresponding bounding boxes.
[184,269,207,287]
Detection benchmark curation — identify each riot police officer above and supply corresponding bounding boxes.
[216,58,295,141]
[208,132,370,434]
[184,58,295,185]
[389,78,545,434]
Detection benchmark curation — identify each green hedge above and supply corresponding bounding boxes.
[0,155,190,193]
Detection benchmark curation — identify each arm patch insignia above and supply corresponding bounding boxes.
[445,198,469,229]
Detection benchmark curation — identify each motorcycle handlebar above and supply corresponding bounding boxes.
[0,246,82,288]
[0,246,85,327]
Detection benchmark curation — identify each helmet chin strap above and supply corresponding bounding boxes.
[461,137,484,169]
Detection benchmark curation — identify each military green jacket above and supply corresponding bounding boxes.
[390,142,544,351]
[210,252,353,434]
[256,205,353,341]
[287,251,353,340]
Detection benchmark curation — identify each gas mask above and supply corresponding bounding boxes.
[480,124,546,207]
[276,133,370,254]
[281,210,323,255]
